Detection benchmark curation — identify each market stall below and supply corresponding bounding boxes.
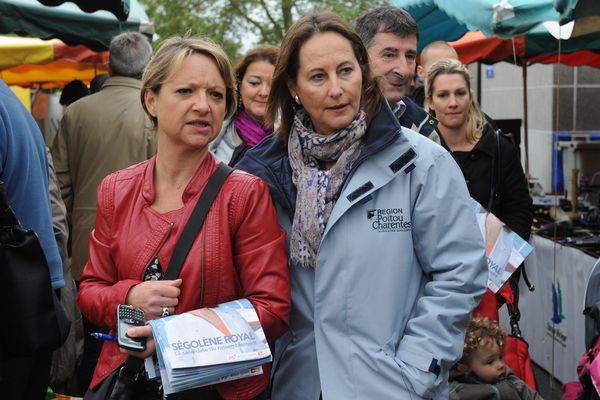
[0,35,108,88]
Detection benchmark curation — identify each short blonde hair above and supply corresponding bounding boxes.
[141,35,237,127]
[425,58,485,144]
[459,317,507,366]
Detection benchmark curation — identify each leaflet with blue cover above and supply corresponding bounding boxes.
[149,298,271,394]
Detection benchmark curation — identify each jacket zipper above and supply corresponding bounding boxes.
[158,223,174,254]
[199,229,206,307]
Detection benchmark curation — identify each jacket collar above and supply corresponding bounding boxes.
[102,76,143,91]
[324,103,417,235]
[397,96,438,133]
[360,100,403,157]
[141,153,219,205]
[235,136,297,219]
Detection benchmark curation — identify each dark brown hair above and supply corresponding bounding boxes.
[267,11,383,143]
[235,44,279,83]
[234,44,279,114]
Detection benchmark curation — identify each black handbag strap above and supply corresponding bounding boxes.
[487,129,501,212]
[489,130,534,338]
[118,163,234,386]
[490,130,535,292]
[164,162,234,280]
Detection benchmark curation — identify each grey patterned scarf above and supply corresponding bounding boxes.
[288,108,367,269]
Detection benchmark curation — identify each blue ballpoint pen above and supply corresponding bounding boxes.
[90,332,117,342]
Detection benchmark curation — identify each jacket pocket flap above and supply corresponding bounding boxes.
[397,346,440,377]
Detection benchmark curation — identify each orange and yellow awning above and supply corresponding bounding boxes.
[0,36,108,88]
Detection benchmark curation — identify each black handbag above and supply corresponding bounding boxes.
[0,181,71,357]
[84,163,234,400]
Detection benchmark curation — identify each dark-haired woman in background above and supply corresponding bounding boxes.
[211,44,279,166]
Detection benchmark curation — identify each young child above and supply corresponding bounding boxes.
[449,317,544,399]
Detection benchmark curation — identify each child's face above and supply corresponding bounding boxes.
[468,340,506,383]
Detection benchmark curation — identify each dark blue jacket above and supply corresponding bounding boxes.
[398,96,438,139]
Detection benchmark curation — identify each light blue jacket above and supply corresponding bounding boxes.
[237,103,487,399]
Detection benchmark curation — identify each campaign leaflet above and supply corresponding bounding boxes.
[149,298,272,394]
[471,198,534,293]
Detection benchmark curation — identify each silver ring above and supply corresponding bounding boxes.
[161,306,170,318]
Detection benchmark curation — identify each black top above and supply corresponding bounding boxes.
[228,142,250,168]
[409,85,425,108]
[440,123,533,240]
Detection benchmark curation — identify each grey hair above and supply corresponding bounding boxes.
[109,32,153,79]
[355,6,419,48]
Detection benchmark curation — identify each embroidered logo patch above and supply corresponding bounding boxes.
[366,208,411,232]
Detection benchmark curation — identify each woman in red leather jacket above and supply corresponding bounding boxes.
[77,36,291,400]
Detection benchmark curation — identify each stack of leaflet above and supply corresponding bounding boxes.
[149,298,271,395]
[471,199,534,293]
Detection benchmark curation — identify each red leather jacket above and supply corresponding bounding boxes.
[77,154,290,400]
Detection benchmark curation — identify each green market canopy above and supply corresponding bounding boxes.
[392,0,600,67]
[38,0,131,21]
[0,0,153,51]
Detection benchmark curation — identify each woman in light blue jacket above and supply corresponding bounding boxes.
[237,12,488,400]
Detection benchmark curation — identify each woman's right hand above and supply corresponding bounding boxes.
[125,278,182,320]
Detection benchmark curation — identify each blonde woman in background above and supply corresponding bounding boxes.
[425,58,532,321]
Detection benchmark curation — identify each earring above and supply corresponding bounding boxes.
[294,95,301,105]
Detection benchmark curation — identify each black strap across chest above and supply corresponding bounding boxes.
[164,162,234,280]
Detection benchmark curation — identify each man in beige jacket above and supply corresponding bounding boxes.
[51,31,155,395]
[52,32,156,281]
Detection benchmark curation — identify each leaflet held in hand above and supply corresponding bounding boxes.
[471,198,534,293]
[149,298,271,394]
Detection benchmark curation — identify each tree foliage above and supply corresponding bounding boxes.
[140,0,389,61]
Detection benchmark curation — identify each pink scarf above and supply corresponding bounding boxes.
[233,110,272,148]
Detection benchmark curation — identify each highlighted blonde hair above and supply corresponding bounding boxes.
[425,58,485,144]
[140,35,237,127]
